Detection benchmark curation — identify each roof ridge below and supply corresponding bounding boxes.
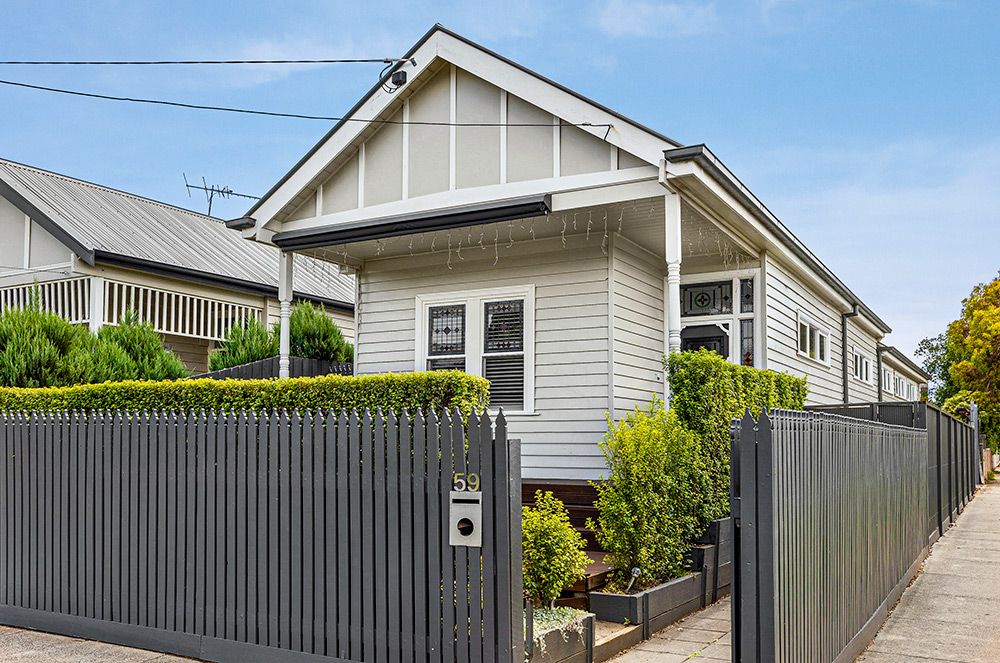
[0,157,223,223]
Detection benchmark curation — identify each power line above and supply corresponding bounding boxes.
[0,78,614,135]
[0,58,412,65]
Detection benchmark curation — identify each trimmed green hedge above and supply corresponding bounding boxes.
[667,349,808,519]
[0,370,489,415]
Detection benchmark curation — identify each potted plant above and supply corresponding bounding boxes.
[523,491,595,662]
[587,400,713,635]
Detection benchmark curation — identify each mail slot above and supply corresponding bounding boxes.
[449,491,483,548]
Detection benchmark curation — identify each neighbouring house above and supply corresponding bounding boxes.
[0,158,355,373]
[237,24,922,481]
[878,344,930,402]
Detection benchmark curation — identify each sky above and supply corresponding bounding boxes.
[2,0,998,357]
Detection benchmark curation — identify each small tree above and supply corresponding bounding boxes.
[90,310,188,381]
[0,304,92,387]
[522,491,591,607]
[287,301,353,362]
[209,316,278,371]
[589,400,710,590]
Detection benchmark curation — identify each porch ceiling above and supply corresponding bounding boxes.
[298,193,758,273]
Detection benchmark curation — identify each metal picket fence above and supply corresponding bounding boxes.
[730,410,951,663]
[0,408,522,663]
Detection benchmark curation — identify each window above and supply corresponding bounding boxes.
[416,287,534,413]
[680,273,758,367]
[851,348,872,384]
[681,281,732,317]
[883,369,893,393]
[797,313,830,365]
[740,319,754,367]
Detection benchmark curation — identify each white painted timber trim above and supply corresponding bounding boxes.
[449,64,457,191]
[401,99,410,200]
[357,142,366,208]
[552,115,561,178]
[499,90,508,185]
[280,168,659,234]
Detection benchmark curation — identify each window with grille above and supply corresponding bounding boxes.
[418,288,533,412]
[427,304,466,371]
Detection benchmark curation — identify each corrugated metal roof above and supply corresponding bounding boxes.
[0,158,354,306]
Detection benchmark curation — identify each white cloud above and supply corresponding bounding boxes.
[750,139,1000,356]
[596,0,719,38]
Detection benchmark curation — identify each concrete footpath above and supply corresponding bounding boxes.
[859,482,1000,662]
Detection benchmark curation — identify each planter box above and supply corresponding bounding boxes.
[588,517,734,641]
[529,614,595,663]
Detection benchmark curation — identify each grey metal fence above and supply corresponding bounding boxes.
[0,408,522,663]
[808,401,981,539]
[192,356,354,380]
[731,410,944,663]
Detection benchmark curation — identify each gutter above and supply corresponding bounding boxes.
[662,145,892,335]
[842,305,860,404]
[93,251,354,314]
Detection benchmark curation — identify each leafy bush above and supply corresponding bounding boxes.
[588,400,709,590]
[667,349,808,519]
[209,316,278,371]
[210,302,353,371]
[0,305,92,387]
[0,370,489,415]
[522,491,591,607]
[89,310,188,381]
[288,301,353,362]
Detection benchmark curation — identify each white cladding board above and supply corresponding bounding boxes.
[356,234,611,480]
[363,110,403,207]
[0,197,25,268]
[407,68,451,198]
[612,237,665,419]
[456,70,501,189]
[846,317,879,402]
[162,333,211,373]
[321,152,359,214]
[281,66,622,221]
[28,220,69,267]
[763,254,845,405]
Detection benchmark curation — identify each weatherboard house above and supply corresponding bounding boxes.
[237,25,925,481]
[0,158,354,372]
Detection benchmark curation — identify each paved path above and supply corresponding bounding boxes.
[859,482,1000,663]
[610,595,731,662]
[0,626,192,662]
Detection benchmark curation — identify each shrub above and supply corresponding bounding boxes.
[0,305,93,387]
[589,400,709,590]
[209,302,353,371]
[667,349,808,520]
[209,316,278,371]
[522,491,591,607]
[0,370,489,415]
[288,302,353,362]
[89,310,188,381]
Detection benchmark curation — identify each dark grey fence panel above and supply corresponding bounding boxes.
[0,408,520,663]
[732,410,932,663]
[191,356,354,380]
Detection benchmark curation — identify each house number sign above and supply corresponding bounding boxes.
[452,472,480,492]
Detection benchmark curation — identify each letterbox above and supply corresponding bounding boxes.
[449,491,483,548]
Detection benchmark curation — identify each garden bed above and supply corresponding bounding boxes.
[528,608,595,663]
[587,517,733,639]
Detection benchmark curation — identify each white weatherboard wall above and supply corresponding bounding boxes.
[611,236,665,419]
[356,234,611,480]
[763,254,845,405]
[847,317,880,402]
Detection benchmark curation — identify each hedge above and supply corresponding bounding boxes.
[667,349,808,519]
[0,370,490,416]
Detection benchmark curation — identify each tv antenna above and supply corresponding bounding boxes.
[183,173,260,216]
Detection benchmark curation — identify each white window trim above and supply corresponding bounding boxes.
[679,269,761,368]
[850,346,874,385]
[415,284,535,415]
[796,310,832,367]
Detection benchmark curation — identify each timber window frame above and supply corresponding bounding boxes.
[679,270,761,367]
[851,346,873,384]
[415,284,535,414]
[797,311,831,367]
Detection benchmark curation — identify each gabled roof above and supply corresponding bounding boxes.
[247,23,680,225]
[879,344,931,381]
[0,158,353,309]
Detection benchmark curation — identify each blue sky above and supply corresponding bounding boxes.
[2,1,998,356]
